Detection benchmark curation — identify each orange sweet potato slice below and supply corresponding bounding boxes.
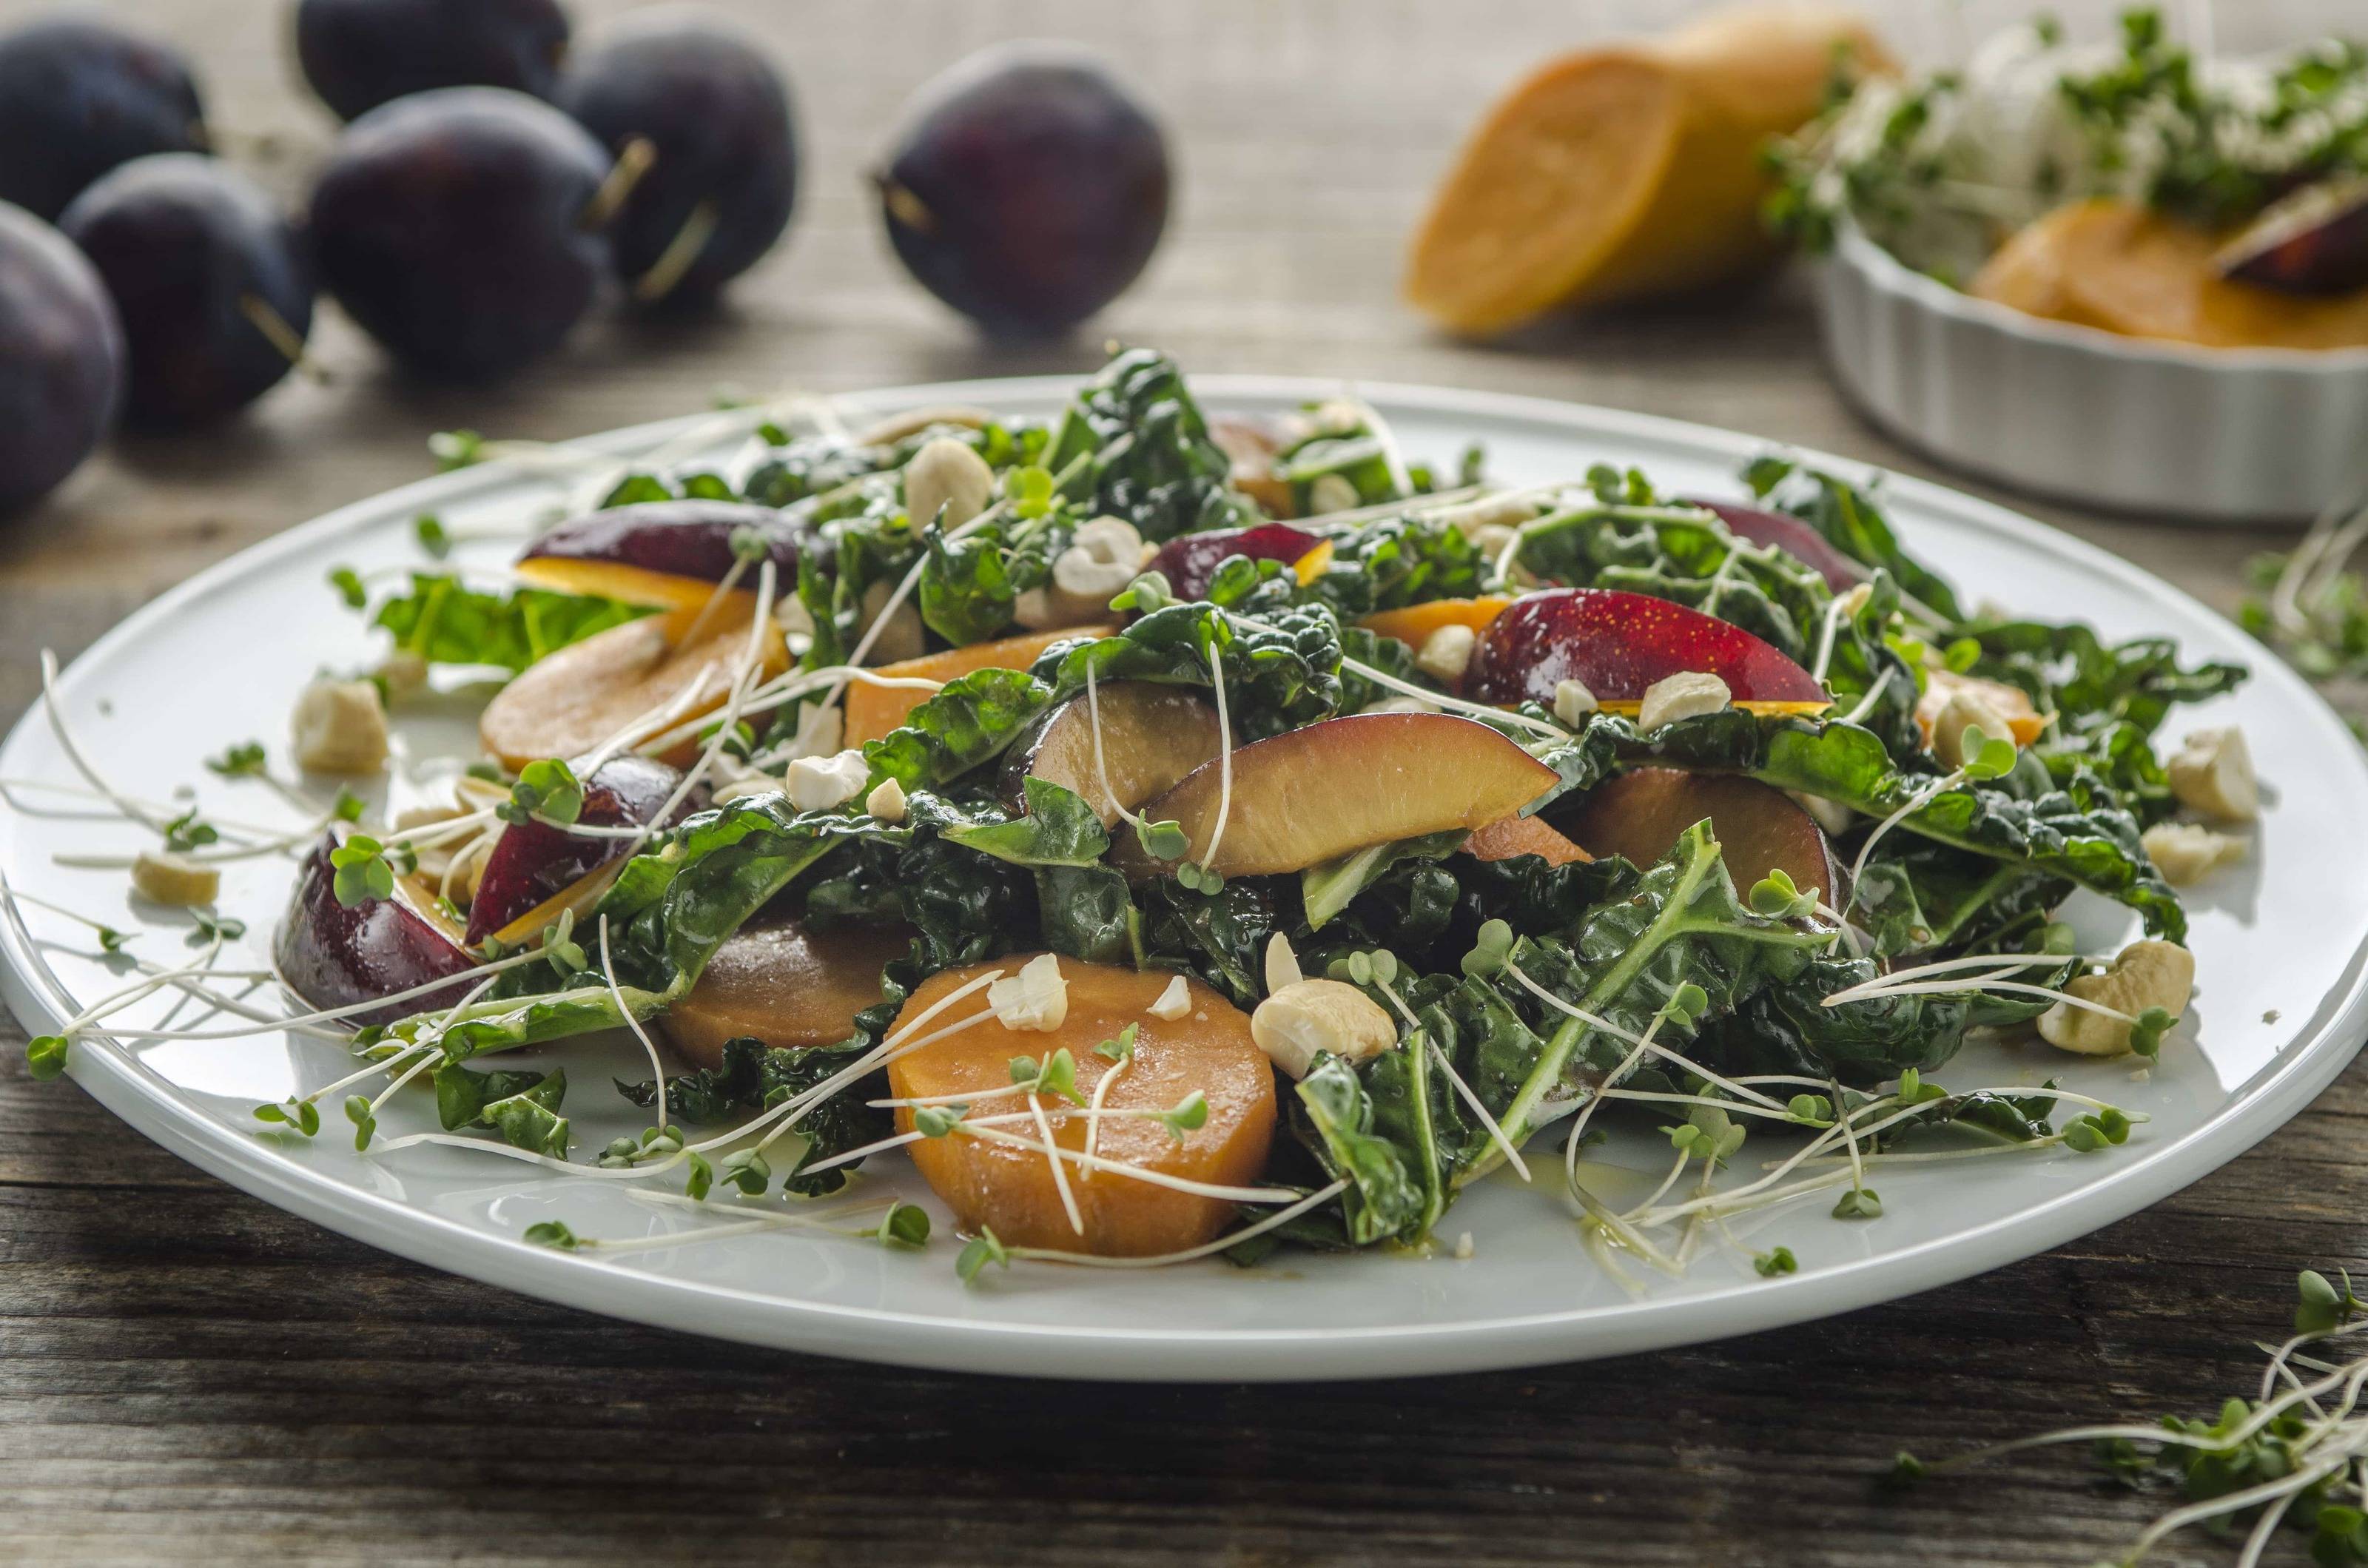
[1359,596,1517,649]
[658,917,912,1071]
[887,958,1276,1256]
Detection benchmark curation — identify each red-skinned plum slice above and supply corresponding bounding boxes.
[515,499,805,612]
[2216,178,2368,296]
[1467,588,1830,713]
[1146,522,1331,602]
[463,755,696,944]
[1682,497,1863,593]
[276,836,477,1028]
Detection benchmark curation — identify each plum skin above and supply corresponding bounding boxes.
[277,838,477,1029]
[59,155,314,428]
[462,756,693,944]
[554,12,797,303]
[1147,522,1327,602]
[0,202,125,512]
[0,18,206,221]
[308,87,613,380]
[296,0,571,123]
[521,499,806,590]
[878,44,1169,334]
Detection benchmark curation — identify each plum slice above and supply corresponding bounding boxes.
[277,836,478,1028]
[1467,588,1830,713]
[657,917,912,1071]
[1466,812,1591,867]
[1115,711,1560,878]
[1682,497,1863,593]
[478,596,788,771]
[515,500,806,612]
[1002,680,1221,827]
[463,756,693,945]
[1145,522,1331,602]
[1558,769,1836,904]
[2216,178,2368,297]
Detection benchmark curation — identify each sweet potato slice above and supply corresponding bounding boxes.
[1406,4,1893,334]
[841,624,1116,748]
[887,957,1276,1256]
[657,918,912,1072]
[478,597,786,771]
[1359,596,1516,649]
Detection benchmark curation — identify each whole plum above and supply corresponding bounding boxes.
[0,203,124,511]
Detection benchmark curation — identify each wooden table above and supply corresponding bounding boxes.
[4,1,2360,1562]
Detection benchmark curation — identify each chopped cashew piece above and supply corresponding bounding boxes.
[1307,474,1361,515]
[1251,979,1396,1080]
[132,850,220,907]
[865,776,909,824]
[292,679,390,774]
[1636,670,1731,731]
[987,952,1069,1032]
[786,749,870,812]
[1453,1231,1476,1260]
[2165,727,2258,823]
[374,650,429,704]
[901,436,995,530]
[1834,582,1873,618]
[1552,679,1598,727]
[1929,686,2016,770]
[1360,696,1438,716]
[1050,516,1145,606]
[1415,623,1477,683]
[1264,932,1302,996]
[2142,821,2247,886]
[2036,939,2194,1056]
[1146,974,1193,1021]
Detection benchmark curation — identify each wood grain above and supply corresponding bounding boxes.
[1,1,2361,1563]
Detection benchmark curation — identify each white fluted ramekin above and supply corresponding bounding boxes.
[1815,224,2368,523]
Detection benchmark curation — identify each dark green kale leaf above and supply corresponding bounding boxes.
[1043,346,1248,542]
[1294,1054,1429,1245]
[1308,508,1492,619]
[1743,458,1965,624]
[861,666,1056,790]
[1029,593,1346,741]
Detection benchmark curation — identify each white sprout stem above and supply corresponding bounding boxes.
[1844,766,1967,915]
[1809,590,1852,685]
[1835,666,1894,726]
[1027,1088,1087,1235]
[39,650,173,835]
[306,1041,437,1105]
[1503,959,1786,1111]
[0,776,294,840]
[1080,1037,1132,1175]
[1820,949,2074,1003]
[1199,640,1234,872]
[366,1042,440,1114]
[673,550,755,650]
[1342,389,1416,497]
[599,915,665,1131]
[112,947,550,1042]
[1333,652,1566,738]
[744,972,1008,1153]
[953,1122,1299,1203]
[1005,1179,1353,1270]
[1429,1038,1530,1182]
[1620,1148,1698,1224]
[1083,662,1147,835]
[640,661,944,764]
[1559,1014,1672,1199]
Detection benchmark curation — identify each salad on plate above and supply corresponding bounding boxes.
[12,347,2260,1283]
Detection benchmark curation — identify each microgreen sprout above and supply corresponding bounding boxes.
[955,1226,1009,1285]
[1094,1024,1137,1063]
[414,513,451,557]
[500,757,583,827]
[682,1151,713,1200]
[1002,463,1054,519]
[24,1034,68,1080]
[1157,1091,1210,1143]
[327,835,414,908]
[345,1094,377,1151]
[1832,1186,1882,1220]
[1747,868,1819,921]
[719,1148,770,1196]
[1110,570,1174,614]
[254,1097,321,1137]
[1008,1047,1083,1106]
[727,524,772,564]
[187,909,245,948]
[915,1104,968,1138]
[162,807,218,853]
[2063,1107,2133,1153]
[1894,1068,1946,1108]
[2296,1268,2366,1335]
[523,1219,579,1250]
[1666,1105,1746,1167]
[1462,918,1515,978]
[206,741,266,777]
[1328,948,1402,988]
[874,1201,932,1248]
[1755,1246,1797,1277]
[1174,861,1224,894]
[329,566,368,608]
[1137,819,1189,861]
[1786,1094,1835,1127]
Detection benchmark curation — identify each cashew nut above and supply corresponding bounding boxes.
[131,849,219,907]
[1636,670,1731,731]
[865,776,909,824]
[292,679,389,774]
[1415,623,1477,684]
[1146,974,1194,1021]
[2165,727,2258,823]
[786,749,870,812]
[1553,679,1598,727]
[2036,939,2194,1056]
[988,952,1069,1033]
[1049,516,1144,610]
[1264,932,1302,996]
[1929,687,2015,770]
[1306,474,1361,516]
[1251,979,1397,1080]
[2141,821,2247,886]
[901,437,995,531]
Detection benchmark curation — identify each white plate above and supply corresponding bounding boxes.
[4,376,2363,1382]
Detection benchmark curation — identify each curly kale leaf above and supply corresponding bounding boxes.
[1294,1054,1430,1245]
[1743,458,1965,624]
[369,573,650,673]
[1043,346,1248,542]
[1615,711,2186,940]
[1030,594,1347,741]
[1305,509,1493,619]
[617,1034,889,1194]
[862,666,1056,790]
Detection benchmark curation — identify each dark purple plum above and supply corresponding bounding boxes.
[1682,497,1863,593]
[876,43,1168,334]
[0,18,206,220]
[1146,522,1328,602]
[295,0,571,122]
[554,10,795,304]
[515,499,804,609]
[308,87,612,380]
[2217,177,2368,296]
[0,202,124,512]
[278,837,477,1028]
[58,155,312,428]
[464,756,695,944]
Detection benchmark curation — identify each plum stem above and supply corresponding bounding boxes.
[580,135,657,232]
[632,199,720,305]
[238,294,329,385]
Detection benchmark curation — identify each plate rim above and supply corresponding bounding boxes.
[6,372,2364,1382]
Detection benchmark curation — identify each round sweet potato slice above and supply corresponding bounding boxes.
[658,917,912,1071]
[887,957,1276,1256]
